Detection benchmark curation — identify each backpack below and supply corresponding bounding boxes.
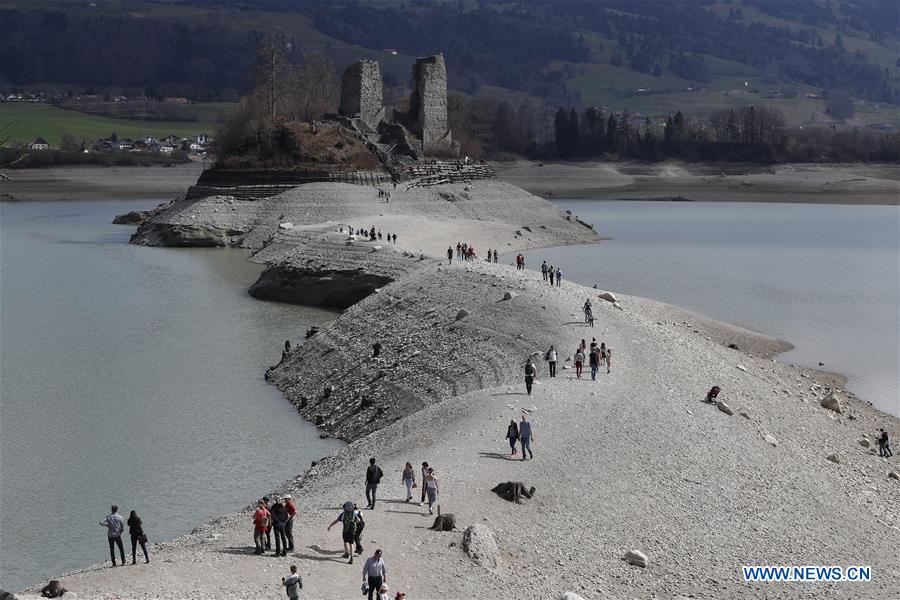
[260,511,270,528]
[342,510,357,534]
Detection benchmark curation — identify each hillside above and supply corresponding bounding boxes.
[1,0,897,133]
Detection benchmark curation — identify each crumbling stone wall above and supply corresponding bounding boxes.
[409,54,455,156]
[340,60,385,129]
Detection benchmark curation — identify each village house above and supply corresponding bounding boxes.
[162,134,180,145]
[28,138,50,150]
[191,132,210,145]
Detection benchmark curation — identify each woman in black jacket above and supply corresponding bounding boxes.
[506,419,519,457]
[127,511,149,564]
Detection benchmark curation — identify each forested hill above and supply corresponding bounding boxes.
[1,0,898,125]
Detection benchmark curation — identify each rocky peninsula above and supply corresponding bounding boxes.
[15,166,899,600]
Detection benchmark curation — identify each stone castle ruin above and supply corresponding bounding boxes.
[337,53,458,160]
[339,59,385,130]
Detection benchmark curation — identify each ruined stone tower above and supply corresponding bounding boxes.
[409,54,454,156]
[339,60,385,129]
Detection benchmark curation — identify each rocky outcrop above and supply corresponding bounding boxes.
[130,222,245,247]
[248,265,393,309]
[462,525,500,570]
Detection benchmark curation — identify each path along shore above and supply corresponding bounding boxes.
[20,177,899,599]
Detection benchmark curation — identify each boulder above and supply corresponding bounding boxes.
[820,393,842,413]
[736,364,747,372]
[623,549,648,568]
[716,400,734,416]
[455,309,470,321]
[763,434,778,447]
[502,291,517,301]
[491,481,536,504]
[431,511,457,531]
[559,594,586,600]
[858,438,871,448]
[462,524,500,570]
[598,291,617,303]
[826,453,841,464]
[278,222,294,229]
[889,471,900,481]
[0,591,18,600]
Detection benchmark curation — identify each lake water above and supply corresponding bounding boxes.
[538,200,899,417]
[0,201,343,591]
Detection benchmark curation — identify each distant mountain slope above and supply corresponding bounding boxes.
[1,0,897,126]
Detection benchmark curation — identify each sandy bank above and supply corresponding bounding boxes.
[0,163,205,202]
[495,161,900,205]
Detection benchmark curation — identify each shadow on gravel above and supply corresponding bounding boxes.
[478,452,514,460]
[217,546,258,556]
[489,392,528,397]
[307,544,344,555]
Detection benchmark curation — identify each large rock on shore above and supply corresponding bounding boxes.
[462,525,500,570]
[820,392,842,413]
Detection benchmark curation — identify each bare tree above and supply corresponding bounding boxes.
[0,119,29,181]
[290,51,338,121]
[254,34,289,120]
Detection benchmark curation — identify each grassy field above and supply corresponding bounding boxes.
[0,103,235,147]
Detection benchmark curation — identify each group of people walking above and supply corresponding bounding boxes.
[573,337,612,379]
[99,505,149,566]
[505,414,535,460]
[345,226,398,245]
[540,260,563,287]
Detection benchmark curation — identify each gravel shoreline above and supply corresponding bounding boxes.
[17,177,898,599]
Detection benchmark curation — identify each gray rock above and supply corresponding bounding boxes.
[502,291,517,301]
[559,593,587,600]
[456,309,470,320]
[717,400,734,416]
[623,549,648,568]
[889,471,900,481]
[858,438,871,448]
[739,410,751,419]
[462,524,500,570]
[820,392,842,413]
[763,433,778,447]
[826,453,840,464]
[598,291,617,303]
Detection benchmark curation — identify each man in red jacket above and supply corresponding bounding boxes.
[284,494,297,551]
[252,499,270,555]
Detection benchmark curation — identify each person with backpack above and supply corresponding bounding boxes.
[524,359,537,395]
[281,565,303,599]
[506,419,519,457]
[328,501,361,563]
[519,415,534,460]
[541,261,549,281]
[270,497,290,556]
[127,510,149,564]
[365,458,384,509]
[546,345,558,378]
[362,549,387,600]
[589,344,600,380]
[262,496,273,550]
[555,268,562,286]
[283,495,297,552]
[99,505,126,567]
[253,499,271,555]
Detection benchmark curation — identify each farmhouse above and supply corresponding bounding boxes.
[28,138,50,150]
